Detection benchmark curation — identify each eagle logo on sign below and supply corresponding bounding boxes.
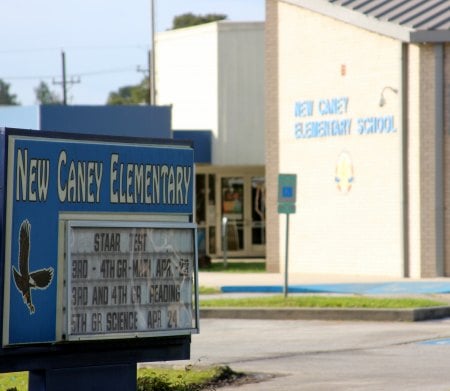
[12,220,54,314]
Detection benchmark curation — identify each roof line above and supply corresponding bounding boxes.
[281,0,450,42]
[375,0,412,19]
[282,0,412,41]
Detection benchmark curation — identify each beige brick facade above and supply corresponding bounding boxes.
[265,0,280,272]
[444,43,450,275]
[417,44,438,277]
[266,1,450,277]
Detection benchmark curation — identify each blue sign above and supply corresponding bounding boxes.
[278,174,296,203]
[282,186,293,198]
[278,174,297,215]
[2,130,194,345]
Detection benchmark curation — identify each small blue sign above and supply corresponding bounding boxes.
[282,186,293,198]
[278,174,297,203]
[278,174,297,214]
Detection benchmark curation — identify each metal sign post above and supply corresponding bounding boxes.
[222,216,228,268]
[278,174,297,298]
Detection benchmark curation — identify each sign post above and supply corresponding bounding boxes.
[278,174,297,298]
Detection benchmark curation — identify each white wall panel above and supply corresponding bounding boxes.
[278,3,404,277]
[156,22,264,166]
[217,23,265,165]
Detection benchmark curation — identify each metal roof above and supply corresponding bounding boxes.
[283,0,450,42]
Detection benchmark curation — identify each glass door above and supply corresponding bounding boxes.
[221,177,245,252]
[196,166,265,258]
[195,173,217,259]
[251,176,266,251]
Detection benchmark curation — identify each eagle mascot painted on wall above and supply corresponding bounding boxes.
[12,219,54,314]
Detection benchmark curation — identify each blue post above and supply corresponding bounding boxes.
[29,364,136,391]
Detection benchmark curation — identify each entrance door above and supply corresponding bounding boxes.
[195,166,265,258]
[221,177,245,252]
[251,176,266,252]
[220,176,266,256]
[195,173,217,258]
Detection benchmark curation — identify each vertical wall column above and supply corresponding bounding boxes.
[401,43,410,277]
[434,44,445,277]
[444,44,450,276]
[265,0,281,272]
[418,44,444,277]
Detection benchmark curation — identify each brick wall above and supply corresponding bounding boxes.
[275,2,405,276]
[265,0,281,272]
[406,44,422,277]
[418,44,439,277]
[268,1,449,277]
[444,44,450,276]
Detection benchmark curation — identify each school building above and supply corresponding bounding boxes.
[155,21,266,259]
[265,0,450,277]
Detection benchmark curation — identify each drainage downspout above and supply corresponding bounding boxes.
[435,43,445,276]
[402,43,410,278]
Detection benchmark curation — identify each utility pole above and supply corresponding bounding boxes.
[53,51,80,105]
[150,0,156,105]
[61,50,67,104]
[136,49,152,105]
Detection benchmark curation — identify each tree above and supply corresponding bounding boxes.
[0,79,19,105]
[34,81,62,104]
[172,13,227,29]
[106,77,149,105]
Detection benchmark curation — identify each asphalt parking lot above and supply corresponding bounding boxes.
[176,271,450,390]
[185,317,450,390]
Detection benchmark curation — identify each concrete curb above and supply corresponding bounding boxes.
[200,306,450,322]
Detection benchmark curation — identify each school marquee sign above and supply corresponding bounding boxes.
[1,129,198,346]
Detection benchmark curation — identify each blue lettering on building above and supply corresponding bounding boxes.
[293,96,397,139]
[295,119,352,139]
[294,100,314,117]
[357,116,396,135]
[318,97,349,116]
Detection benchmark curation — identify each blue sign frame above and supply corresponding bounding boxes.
[1,129,195,346]
[278,174,297,214]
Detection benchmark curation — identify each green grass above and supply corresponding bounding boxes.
[0,366,241,391]
[0,371,27,391]
[198,285,221,294]
[200,261,265,273]
[138,365,225,390]
[200,295,446,309]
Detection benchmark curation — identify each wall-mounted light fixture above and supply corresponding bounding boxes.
[379,86,398,107]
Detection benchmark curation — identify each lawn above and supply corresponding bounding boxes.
[0,366,244,391]
[200,295,447,308]
[0,371,27,391]
[200,261,265,273]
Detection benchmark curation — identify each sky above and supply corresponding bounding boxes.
[0,0,265,106]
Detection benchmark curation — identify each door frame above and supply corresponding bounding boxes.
[196,165,265,258]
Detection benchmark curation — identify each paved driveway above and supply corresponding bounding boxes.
[184,318,450,390]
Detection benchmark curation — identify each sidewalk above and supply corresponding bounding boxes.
[199,271,450,295]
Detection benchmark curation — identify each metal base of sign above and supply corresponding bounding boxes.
[29,364,136,391]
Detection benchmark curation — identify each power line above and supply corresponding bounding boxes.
[78,67,138,77]
[2,74,56,81]
[2,67,138,81]
[0,44,149,54]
